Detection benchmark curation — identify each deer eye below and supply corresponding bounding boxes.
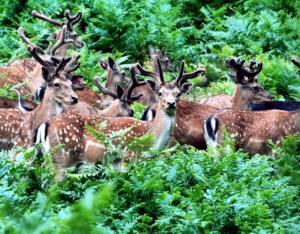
[252,86,260,92]
[158,91,163,96]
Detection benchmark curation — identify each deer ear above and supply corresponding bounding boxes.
[71,75,85,90]
[180,82,193,94]
[108,57,116,70]
[42,67,52,84]
[146,80,158,92]
[116,85,124,99]
[99,60,108,70]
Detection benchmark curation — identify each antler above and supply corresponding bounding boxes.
[63,53,80,75]
[135,58,164,84]
[64,10,82,29]
[18,27,54,72]
[174,61,185,87]
[94,77,118,99]
[180,65,206,86]
[50,25,73,56]
[31,10,62,27]
[226,57,263,83]
[291,57,300,68]
[126,67,146,101]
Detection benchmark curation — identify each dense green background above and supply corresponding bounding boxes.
[0,0,300,233]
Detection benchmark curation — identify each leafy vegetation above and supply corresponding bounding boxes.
[0,0,300,233]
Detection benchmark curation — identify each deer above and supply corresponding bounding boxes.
[99,57,158,106]
[250,56,300,111]
[203,58,300,154]
[62,67,145,116]
[141,58,272,149]
[0,28,79,151]
[2,10,84,98]
[149,46,174,73]
[36,60,194,178]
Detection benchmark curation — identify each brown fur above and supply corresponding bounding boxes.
[210,109,300,154]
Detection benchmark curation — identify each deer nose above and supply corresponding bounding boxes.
[71,96,78,104]
[167,101,176,108]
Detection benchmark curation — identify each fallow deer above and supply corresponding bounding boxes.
[149,46,174,73]
[203,59,300,154]
[251,56,300,111]
[99,57,157,106]
[37,60,193,175]
[2,10,84,98]
[0,29,79,151]
[142,58,272,149]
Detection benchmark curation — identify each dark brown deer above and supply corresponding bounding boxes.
[0,28,79,151]
[3,10,84,98]
[36,61,193,177]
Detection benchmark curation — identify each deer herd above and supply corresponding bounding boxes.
[1,10,300,178]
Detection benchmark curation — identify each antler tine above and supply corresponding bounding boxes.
[50,25,73,56]
[18,27,53,71]
[291,57,300,68]
[135,64,160,81]
[180,66,206,86]
[174,61,185,87]
[64,10,82,27]
[63,53,81,74]
[94,76,118,99]
[31,10,62,27]
[156,57,165,83]
[249,59,257,71]
[126,66,147,100]
[241,62,263,78]
[226,57,246,84]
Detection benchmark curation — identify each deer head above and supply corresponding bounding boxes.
[149,46,174,72]
[32,9,84,53]
[99,57,130,93]
[18,27,79,107]
[226,57,272,104]
[137,57,193,116]
[94,66,145,117]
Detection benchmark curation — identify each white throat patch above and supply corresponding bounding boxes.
[153,113,175,149]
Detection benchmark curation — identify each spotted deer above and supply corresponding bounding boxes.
[142,58,272,149]
[99,57,158,106]
[0,29,79,151]
[62,68,145,117]
[198,58,268,109]
[2,10,84,98]
[37,60,193,177]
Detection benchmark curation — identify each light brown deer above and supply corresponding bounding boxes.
[203,56,300,154]
[2,10,84,98]
[0,29,79,151]
[142,58,271,149]
[63,68,145,116]
[37,60,193,176]
[198,58,265,109]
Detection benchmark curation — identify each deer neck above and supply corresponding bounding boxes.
[231,84,251,110]
[28,88,63,131]
[150,104,176,149]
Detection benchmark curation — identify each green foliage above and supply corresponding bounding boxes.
[0,0,300,233]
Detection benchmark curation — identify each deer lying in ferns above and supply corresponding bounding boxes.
[37,61,193,175]
[149,46,174,73]
[1,10,84,98]
[0,31,79,151]
[142,58,271,149]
